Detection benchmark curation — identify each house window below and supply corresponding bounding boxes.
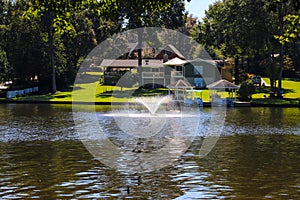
[194,66,203,75]
[194,78,205,87]
[176,66,182,71]
[143,68,151,72]
[152,68,159,72]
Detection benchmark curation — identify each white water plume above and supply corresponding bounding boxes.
[134,96,170,115]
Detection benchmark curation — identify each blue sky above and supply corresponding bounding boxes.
[185,0,216,20]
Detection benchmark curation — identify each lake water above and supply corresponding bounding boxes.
[0,104,299,199]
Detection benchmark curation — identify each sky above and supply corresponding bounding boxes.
[185,0,216,20]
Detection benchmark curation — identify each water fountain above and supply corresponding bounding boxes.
[133,96,171,115]
[111,96,171,139]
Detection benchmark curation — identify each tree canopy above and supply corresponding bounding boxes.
[0,0,189,91]
[0,0,298,94]
[193,0,299,91]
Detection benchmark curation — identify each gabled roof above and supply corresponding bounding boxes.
[167,79,193,88]
[186,58,225,68]
[164,44,185,59]
[100,59,164,68]
[126,42,139,55]
[156,44,185,59]
[206,79,239,89]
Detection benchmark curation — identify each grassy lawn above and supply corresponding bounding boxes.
[4,74,300,105]
[252,77,300,104]
[14,83,129,103]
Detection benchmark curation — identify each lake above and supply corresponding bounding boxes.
[0,104,299,199]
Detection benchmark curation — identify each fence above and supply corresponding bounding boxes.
[6,87,39,98]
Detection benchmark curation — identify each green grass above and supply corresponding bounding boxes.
[5,74,300,105]
[251,77,300,104]
[251,98,299,105]
[252,78,300,98]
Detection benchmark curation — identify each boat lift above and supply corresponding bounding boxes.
[184,89,203,106]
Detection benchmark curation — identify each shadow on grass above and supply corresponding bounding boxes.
[254,86,295,94]
[252,98,299,105]
[12,91,73,102]
[282,88,295,94]
[132,88,168,97]
[75,73,101,84]
[15,93,55,101]
[96,88,169,99]
[53,94,72,99]
[254,86,270,94]
[284,78,300,82]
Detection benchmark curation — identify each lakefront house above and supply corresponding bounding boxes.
[100,44,230,88]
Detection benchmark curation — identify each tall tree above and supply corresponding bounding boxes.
[0,0,10,82]
[193,0,298,89]
[0,48,9,82]
[22,0,104,92]
[3,0,48,88]
[270,0,300,96]
[22,0,180,89]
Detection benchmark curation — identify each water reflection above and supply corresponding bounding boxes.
[0,104,299,199]
[224,107,300,134]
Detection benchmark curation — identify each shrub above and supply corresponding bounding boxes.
[237,80,255,101]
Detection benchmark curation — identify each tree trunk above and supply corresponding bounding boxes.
[267,38,275,96]
[234,56,240,85]
[241,55,245,81]
[49,29,56,93]
[277,45,284,97]
[277,0,285,98]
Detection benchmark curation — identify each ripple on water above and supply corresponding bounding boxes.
[0,106,300,199]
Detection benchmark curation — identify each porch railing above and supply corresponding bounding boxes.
[142,72,164,78]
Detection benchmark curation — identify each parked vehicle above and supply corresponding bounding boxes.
[251,75,261,86]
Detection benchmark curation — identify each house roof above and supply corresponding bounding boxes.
[163,57,187,66]
[187,58,224,67]
[167,79,193,88]
[100,59,164,68]
[100,57,225,69]
[126,42,138,55]
[206,79,239,89]
[156,44,185,59]
[164,44,185,59]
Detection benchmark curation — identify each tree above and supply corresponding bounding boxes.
[193,0,299,91]
[270,0,300,96]
[2,0,49,89]
[22,0,104,92]
[1,0,190,91]
[180,14,198,36]
[219,0,269,84]
[0,48,9,82]
[0,1,10,82]
[22,0,182,90]
[237,79,255,101]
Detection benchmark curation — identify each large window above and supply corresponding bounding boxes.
[194,66,203,75]
[152,68,159,72]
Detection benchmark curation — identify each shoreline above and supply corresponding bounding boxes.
[0,99,299,108]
